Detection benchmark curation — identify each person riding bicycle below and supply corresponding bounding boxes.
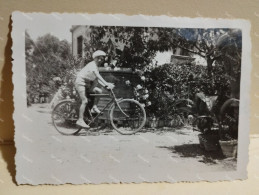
[75,50,115,128]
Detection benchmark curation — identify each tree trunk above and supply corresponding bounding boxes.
[206,58,213,77]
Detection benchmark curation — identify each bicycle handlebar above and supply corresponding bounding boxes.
[104,85,116,98]
[104,85,115,92]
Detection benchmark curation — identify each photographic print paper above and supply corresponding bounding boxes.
[12,12,251,184]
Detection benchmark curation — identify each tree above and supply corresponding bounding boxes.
[25,33,73,104]
[84,26,183,70]
[83,26,233,77]
[173,28,230,76]
[214,29,242,98]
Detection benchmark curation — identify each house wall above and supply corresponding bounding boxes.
[71,26,91,57]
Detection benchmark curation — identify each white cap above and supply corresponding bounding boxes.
[92,50,106,59]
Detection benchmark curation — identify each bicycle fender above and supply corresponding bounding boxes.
[56,99,75,104]
[52,99,75,110]
[220,98,239,115]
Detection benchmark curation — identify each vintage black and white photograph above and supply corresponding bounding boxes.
[12,12,251,184]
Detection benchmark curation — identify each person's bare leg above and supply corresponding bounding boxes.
[79,95,87,120]
[93,87,102,105]
[91,87,102,113]
[76,86,89,128]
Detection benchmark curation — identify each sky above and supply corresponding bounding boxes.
[27,23,72,42]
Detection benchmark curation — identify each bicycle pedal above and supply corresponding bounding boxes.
[91,111,103,115]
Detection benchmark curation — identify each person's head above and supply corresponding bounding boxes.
[92,50,106,66]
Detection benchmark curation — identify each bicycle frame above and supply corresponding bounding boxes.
[52,86,146,136]
[86,89,128,126]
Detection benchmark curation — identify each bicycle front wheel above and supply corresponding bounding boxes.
[110,99,146,135]
[52,100,81,135]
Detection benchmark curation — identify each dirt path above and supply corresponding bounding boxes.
[16,103,237,184]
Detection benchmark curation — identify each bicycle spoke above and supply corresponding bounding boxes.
[110,99,146,135]
[52,101,81,135]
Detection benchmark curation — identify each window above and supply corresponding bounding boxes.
[77,36,83,57]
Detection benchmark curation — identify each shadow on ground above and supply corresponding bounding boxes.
[159,144,226,164]
[75,128,114,136]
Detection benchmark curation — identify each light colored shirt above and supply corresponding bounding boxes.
[75,61,99,85]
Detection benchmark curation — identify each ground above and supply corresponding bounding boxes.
[16,103,237,184]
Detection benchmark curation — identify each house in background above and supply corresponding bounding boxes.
[70,25,125,60]
[70,26,92,58]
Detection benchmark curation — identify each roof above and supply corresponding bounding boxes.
[70,25,85,33]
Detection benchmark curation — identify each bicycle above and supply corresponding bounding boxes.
[182,91,239,138]
[166,79,240,135]
[51,87,147,135]
[158,92,194,128]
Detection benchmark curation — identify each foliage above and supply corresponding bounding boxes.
[143,63,231,118]
[214,29,242,98]
[83,26,184,70]
[174,28,230,76]
[82,26,239,78]
[25,32,80,104]
[78,26,239,117]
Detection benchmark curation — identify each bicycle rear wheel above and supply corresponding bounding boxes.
[110,99,146,135]
[52,100,81,135]
[177,107,194,128]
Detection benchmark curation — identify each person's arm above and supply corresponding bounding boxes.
[93,71,108,86]
[97,77,106,87]
[93,70,114,89]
